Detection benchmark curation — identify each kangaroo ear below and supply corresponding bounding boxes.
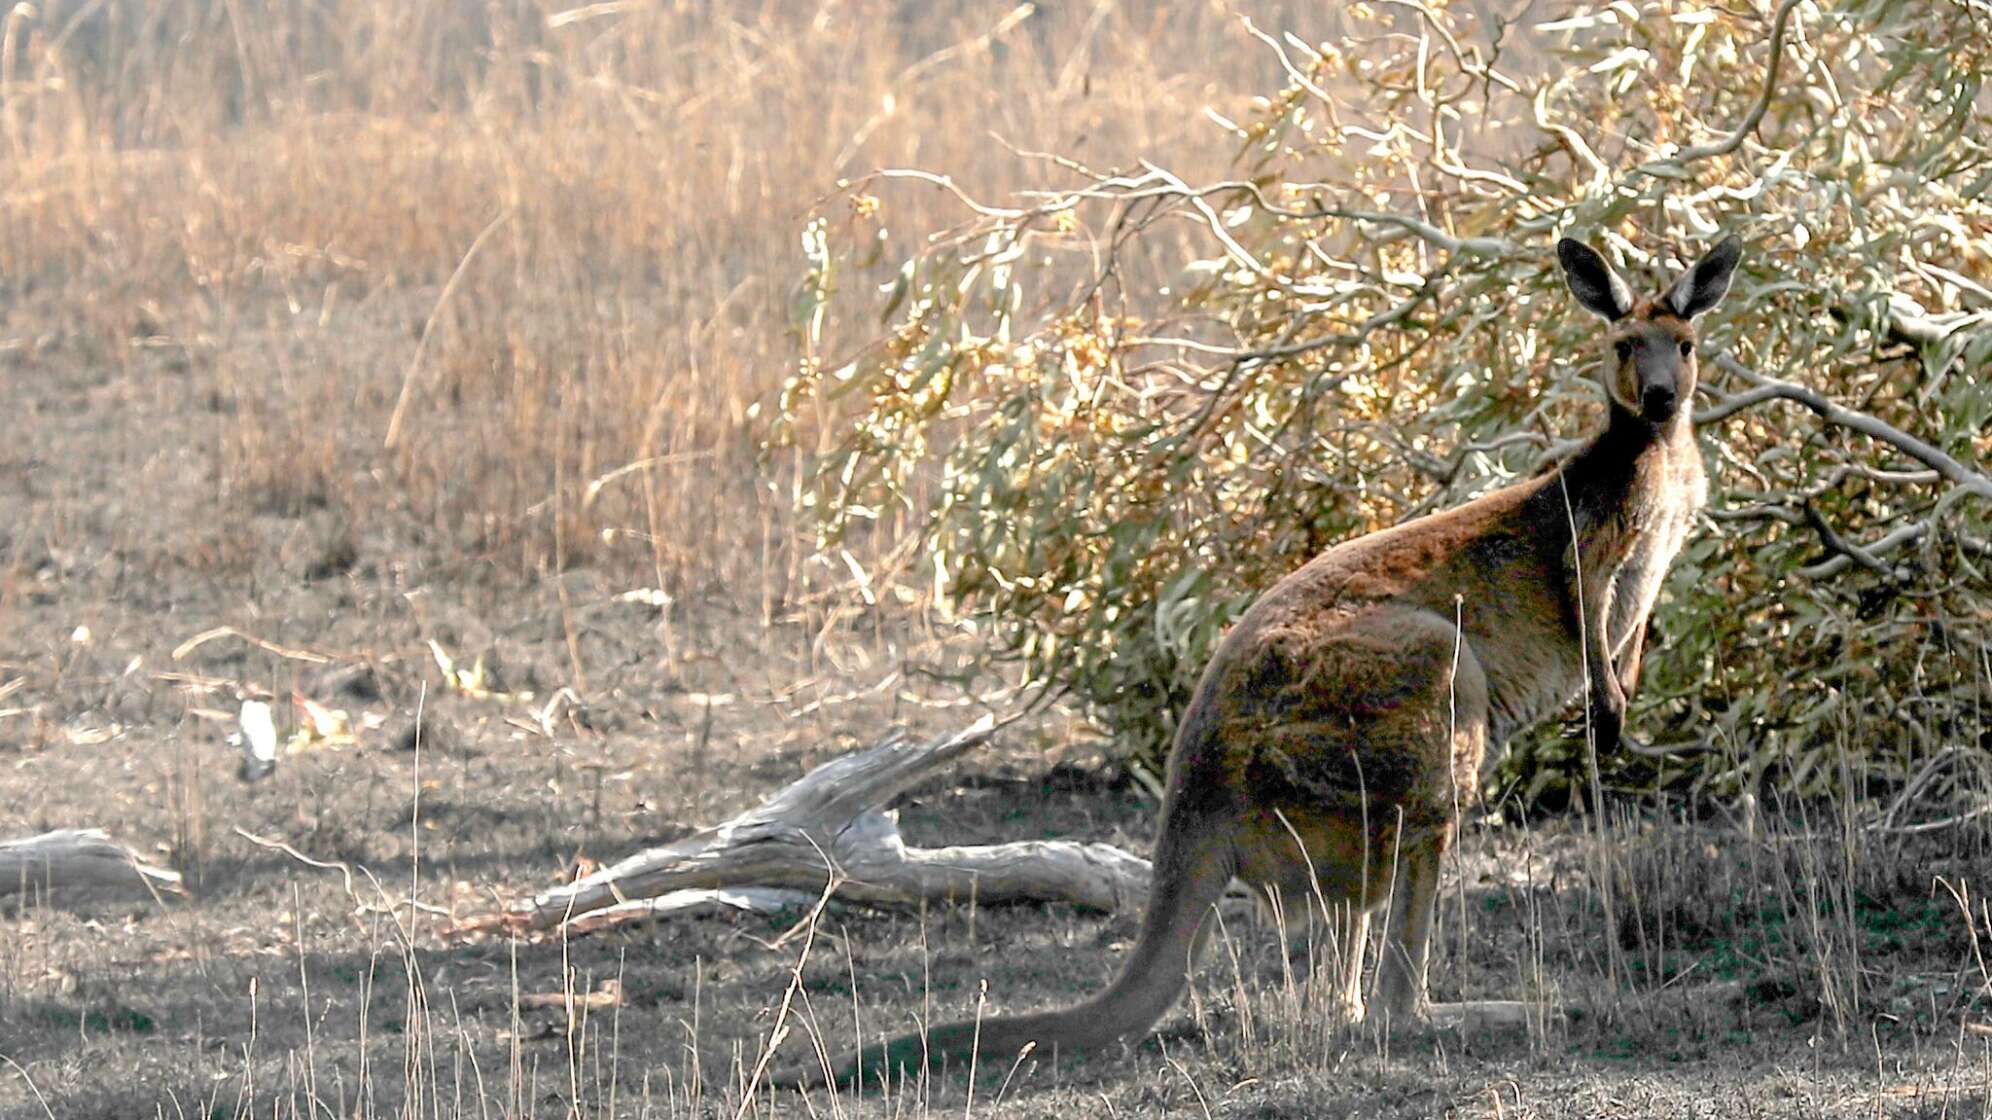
[1557,238,1633,322]
[1663,234,1743,319]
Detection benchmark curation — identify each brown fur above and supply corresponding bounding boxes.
[773,236,1741,1092]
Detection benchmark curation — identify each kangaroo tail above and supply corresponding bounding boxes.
[769,810,1236,1092]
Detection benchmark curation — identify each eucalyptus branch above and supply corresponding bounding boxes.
[1533,85,1610,186]
[1700,354,1992,502]
[1242,276,1452,365]
[867,168,1030,220]
[1886,299,1989,348]
[1398,430,1548,484]
[1380,0,1525,96]
[1315,209,1512,258]
[1822,296,1987,355]
[1803,463,1943,496]
[1239,16,1336,107]
[1705,502,1803,526]
[1799,502,1900,578]
[1653,0,1806,168]
[1796,519,1929,580]
[788,0,1992,806]
[1135,161,1287,287]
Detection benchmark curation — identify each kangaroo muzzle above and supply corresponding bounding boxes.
[1640,383,1678,422]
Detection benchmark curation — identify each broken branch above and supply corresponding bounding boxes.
[0,830,184,902]
[485,717,1152,936]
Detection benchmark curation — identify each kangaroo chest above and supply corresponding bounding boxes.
[1479,433,1705,747]
[1604,442,1706,653]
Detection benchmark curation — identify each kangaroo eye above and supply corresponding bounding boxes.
[1614,340,1633,362]
[1679,340,1694,357]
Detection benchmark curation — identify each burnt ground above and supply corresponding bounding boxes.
[4,331,1992,1119]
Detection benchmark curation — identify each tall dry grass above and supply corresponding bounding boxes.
[0,0,1341,607]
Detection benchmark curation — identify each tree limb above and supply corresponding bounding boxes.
[1699,354,1992,502]
[1800,501,1900,578]
[479,718,1153,936]
[0,830,184,901]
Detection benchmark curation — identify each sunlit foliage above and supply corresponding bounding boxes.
[780,1,1991,811]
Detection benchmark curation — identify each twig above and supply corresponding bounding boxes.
[1875,747,1992,832]
[172,626,334,664]
[1800,502,1895,577]
[1654,0,1806,168]
[1378,0,1526,98]
[236,827,453,921]
[1617,737,1722,760]
[1535,85,1610,186]
[1136,160,1284,285]
[734,863,840,1111]
[0,1053,55,1120]
[1312,207,1512,258]
[1876,803,1992,836]
[1239,16,1338,107]
[1705,501,1804,525]
[235,827,358,902]
[1797,518,1928,580]
[862,168,1031,220]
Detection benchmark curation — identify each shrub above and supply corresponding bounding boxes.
[779,1,1992,809]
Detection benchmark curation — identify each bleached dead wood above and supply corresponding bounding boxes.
[0,829,185,901]
[496,716,1152,933]
[557,887,825,935]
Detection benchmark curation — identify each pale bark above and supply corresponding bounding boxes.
[0,829,185,901]
[495,717,1152,934]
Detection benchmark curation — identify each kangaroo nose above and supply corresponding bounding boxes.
[1641,385,1677,418]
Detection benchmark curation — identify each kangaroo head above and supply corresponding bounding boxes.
[1556,234,1743,426]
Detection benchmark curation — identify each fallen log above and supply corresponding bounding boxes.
[0,829,185,901]
[494,716,1152,934]
[559,887,824,935]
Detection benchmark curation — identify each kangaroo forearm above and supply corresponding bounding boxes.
[1587,675,1627,754]
[1585,595,1627,753]
[1616,620,1649,699]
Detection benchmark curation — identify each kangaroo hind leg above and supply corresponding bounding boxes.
[1234,807,1377,1026]
[1372,822,1446,1029]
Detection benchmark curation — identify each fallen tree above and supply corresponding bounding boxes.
[0,829,185,901]
[486,716,1152,935]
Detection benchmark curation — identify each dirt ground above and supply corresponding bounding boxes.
[5,325,1990,1118]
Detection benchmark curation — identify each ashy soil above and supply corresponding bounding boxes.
[4,328,1991,1119]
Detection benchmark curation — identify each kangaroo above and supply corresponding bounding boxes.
[775,234,1742,1090]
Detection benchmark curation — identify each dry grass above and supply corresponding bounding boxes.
[3,3,1991,1118]
[0,0,1312,601]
